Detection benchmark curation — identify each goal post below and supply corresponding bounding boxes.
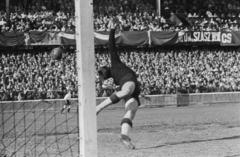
[75,0,98,157]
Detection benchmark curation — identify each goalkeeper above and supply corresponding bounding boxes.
[96,18,141,150]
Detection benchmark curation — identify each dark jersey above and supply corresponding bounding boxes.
[109,29,141,105]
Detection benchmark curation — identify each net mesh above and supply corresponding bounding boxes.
[0,99,79,157]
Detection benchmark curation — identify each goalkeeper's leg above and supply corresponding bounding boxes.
[120,98,138,149]
[96,82,135,115]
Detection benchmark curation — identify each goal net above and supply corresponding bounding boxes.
[0,99,79,157]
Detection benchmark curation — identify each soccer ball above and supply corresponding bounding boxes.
[51,47,64,60]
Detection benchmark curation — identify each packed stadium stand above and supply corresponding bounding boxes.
[1,46,240,101]
[0,0,239,32]
[0,0,240,101]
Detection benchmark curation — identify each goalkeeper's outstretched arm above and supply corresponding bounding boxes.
[109,22,121,64]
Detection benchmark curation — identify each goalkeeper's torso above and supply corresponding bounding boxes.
[110,61,138,88]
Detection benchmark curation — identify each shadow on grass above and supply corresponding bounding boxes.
[136,135,240,150]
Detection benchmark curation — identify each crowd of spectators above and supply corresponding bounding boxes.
[1,0,240,101]
[1,46,240,101]
[0,0,240,32]
[95,46,240,96]
[0,47,78,101]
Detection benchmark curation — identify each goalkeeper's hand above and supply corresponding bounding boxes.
[110,17,120,29]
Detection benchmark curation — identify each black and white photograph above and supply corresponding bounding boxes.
[0,0,240,156]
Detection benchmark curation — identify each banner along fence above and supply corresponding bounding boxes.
[1,31,240,46]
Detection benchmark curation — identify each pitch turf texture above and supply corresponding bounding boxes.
[1,103,240,157]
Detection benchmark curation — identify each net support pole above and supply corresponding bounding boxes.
[157,0,161,17]
[6,0,9,23]
[75,0,98,157]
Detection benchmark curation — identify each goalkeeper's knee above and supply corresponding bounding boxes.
[110,93,120,104]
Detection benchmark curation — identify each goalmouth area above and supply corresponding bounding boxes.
[1,92,240,156]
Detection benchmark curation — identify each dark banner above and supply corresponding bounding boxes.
[28,31,60,45]
[150,31,178,45]
[1,31,240,46]
[120,31,149,46]
[220,31,240,46]
[0,32,25,46]
[178,31,221,43]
